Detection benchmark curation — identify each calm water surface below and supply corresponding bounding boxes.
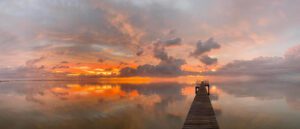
[0,79,299,129]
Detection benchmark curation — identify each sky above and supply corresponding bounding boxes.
[1,0,300,79]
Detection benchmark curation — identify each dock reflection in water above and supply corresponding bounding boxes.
[0,79,300,129]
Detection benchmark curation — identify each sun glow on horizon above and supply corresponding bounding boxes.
[211,68,217,72]
[50,64,121,77]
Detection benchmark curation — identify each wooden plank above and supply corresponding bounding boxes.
[182,85,219,129]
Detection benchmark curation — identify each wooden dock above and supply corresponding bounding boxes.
[182,81,219,129]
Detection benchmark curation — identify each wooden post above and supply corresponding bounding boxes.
[207,84,210,95]
[195,86,199,94]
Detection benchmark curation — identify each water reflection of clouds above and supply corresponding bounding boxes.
[0,81,194,129]
[214,79,300,111]
[204,79,300,129]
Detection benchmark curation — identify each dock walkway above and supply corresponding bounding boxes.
[182,81,219,129]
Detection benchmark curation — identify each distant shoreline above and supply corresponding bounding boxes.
[0,79,104,82]
[0,79,73,82]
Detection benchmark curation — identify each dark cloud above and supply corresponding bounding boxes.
[190,38,220,57]
[120,56,187,77]
[200,55,218,65]
[168,29,177,35]
[52,65,70,70]
[207,44,300,76]
[25,56,46,67]
[0,57,67,79]
[60,61,69,64]
[156,37,182,47]
[120,38,191,77]
[189,38,220,66]
[153,44,168,60]
[119,61,128,66]
[97,58,105,63]
[38,65,46,70]
[207,57,285,76]
[136,48,144,56]
[0,66,64,80]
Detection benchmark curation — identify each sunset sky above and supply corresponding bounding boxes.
[1,0,300,79]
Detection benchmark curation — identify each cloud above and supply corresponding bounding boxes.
[285,44,300,62]
[2,0,300,79]
[52,65,70,70]
[60,61,69,64]
[25,56,46,67]
[0,0,152,68]
[190,38,220,57]
[119,61,128,66]
[0,66,62,80]
[136,48,144,56]
[207,44,300,76]
[208,57,285,76]
[0,57,67,80]
[157,37,182,47]
[200,55,218,65]
[120,55,187,77]
[120,37,191,77]
[189,38,220,66]
[97,58,105,63]
[153,43,169,60]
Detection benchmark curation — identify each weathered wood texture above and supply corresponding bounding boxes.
[182,86,219,129]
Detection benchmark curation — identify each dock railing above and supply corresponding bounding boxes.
[195,80,210,95]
